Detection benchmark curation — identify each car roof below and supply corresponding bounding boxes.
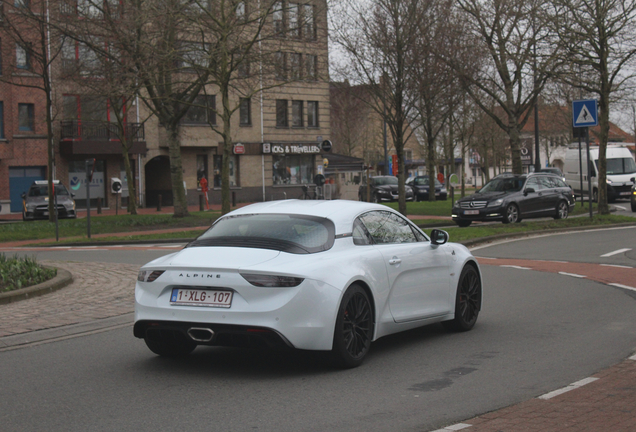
[223,200,400,235]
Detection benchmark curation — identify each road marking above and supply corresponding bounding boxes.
[629,354,636,361]
[600,264,633,269]
[559,271,587,278]
[430,424,472,432]
[600,248,632,257]
[68,248,108,251]
[538,377,599,400]
[609,283,636,292]
[500,265,531,270]
[613,205,627,211]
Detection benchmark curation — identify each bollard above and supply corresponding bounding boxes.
[157,194,162,212]
[232,191,236,207]
[199,194,205,211]
[97,197,102,214]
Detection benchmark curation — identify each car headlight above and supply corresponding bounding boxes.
[487,199,504,207]
[241,273,304,287]
[138,270,165,282]
[453,200,460,208]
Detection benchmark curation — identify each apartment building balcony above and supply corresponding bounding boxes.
[59,120,147,156]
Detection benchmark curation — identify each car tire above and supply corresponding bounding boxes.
[455,220,472,227]
[555,200,569,220]
[372,193,380,204]
[144,331,197,358]
[593,188,598,203]
[331,284,373,369]
[502,204,519,224]
[631,201,636,212]
[442,264,482,332]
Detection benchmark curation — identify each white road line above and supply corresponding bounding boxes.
[600,264,634,269]
[475,256,498,260]
[614,205,627,211]
[600,248,632,257]
[538,377,599,400]
[67,249,108,251]
[609,283,636,292]
[430,424,472,432]
[629,354,636,361]
[500,265,531,270]
[558,271,587,278]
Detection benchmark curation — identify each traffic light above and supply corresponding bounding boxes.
[111,177,122,193]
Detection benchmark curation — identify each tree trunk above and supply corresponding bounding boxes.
[427,135,436,202]
[166,125,189,217]
[221,84,232,215]
[120,137,137,215]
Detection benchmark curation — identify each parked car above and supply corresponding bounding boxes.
[134,200,483,368]
[451,172,575,227]
[22,180,77,221]
[407,176,448,201]
[358,175,414,202]
[631,177,636,212]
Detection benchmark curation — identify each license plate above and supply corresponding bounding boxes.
[464,210,479,215]
[620,191,630,196]
[170,288,233,308]
[43,211,49,216]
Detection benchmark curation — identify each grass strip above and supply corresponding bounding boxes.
[0,254,57,292]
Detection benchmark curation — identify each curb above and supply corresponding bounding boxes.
[459,221,636,249]
[0,267,73,305]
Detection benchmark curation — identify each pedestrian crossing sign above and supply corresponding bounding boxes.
[572,99,598,127]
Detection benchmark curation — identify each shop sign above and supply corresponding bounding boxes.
[262,143,271,153]
[233,143,245,155]
[270,144,321,154]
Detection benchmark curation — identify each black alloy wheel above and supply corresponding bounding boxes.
[555,200,569,220]
[502,203,519,224]
[442,265,482,332]
[144,330,197,357]
[332,284,373,368]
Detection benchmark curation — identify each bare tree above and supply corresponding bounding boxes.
[330,81,372,157]
[332,0,422,215]
[1,0,66,221]
[549,0,636,214]
[452,0,559,175]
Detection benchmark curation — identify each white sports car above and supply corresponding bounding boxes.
[134,200,482,368]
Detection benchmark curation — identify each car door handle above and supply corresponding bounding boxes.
[389,258,402,265]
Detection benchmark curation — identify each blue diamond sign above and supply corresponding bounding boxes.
[572,99,598,127]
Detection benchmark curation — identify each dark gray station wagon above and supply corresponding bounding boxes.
[452,173,575,227]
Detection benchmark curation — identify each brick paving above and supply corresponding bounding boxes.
[0,261,138,338]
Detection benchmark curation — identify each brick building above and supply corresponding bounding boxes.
[0,0,331,215]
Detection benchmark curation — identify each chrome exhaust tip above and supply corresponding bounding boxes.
[187,327,214,343]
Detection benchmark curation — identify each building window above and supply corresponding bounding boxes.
[18,103,35,132]
[274,51,286,80]
[288,3,300,37]
[213,155,237,187]
[239,98,251,126]
[276,99,288,127]
[14,0,29,8]
[292,101,303,127]
[16,44,30,70]
[197,154,208,189]
[0,101,4,138]
[178,41,210,70]
[272,154,314,185]
[305,55,317,80]
[238,59,250,77]
[307,101,318,127]
[182,95,216,125]
[235,1,246,19]
[303,4,315,40]
[273,1,283,34]
[290,53,301,80]
[404,149,413,160]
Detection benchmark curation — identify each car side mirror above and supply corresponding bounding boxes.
[21,193,26,199]
[524,187,535,195]
[631,177,635,183]
[430,229,449,245]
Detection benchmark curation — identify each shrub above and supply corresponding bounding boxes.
[0,254,57,292]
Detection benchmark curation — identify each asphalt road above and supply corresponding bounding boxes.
[1,228,636,431]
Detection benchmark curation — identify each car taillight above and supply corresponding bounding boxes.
[137,270,165,282]
[241,273,304,287]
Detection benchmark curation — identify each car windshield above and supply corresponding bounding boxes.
[190,214,335,254]
[413,178,443,186]
[373,177,398,186]
[480,177,525,193]
[597,158,636,175]
[28,185,70,197]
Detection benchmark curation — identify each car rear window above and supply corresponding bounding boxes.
[190,214,335,254]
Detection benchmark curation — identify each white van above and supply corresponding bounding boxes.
[564,144,636,202]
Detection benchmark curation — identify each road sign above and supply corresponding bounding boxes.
[572,100,598,127]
